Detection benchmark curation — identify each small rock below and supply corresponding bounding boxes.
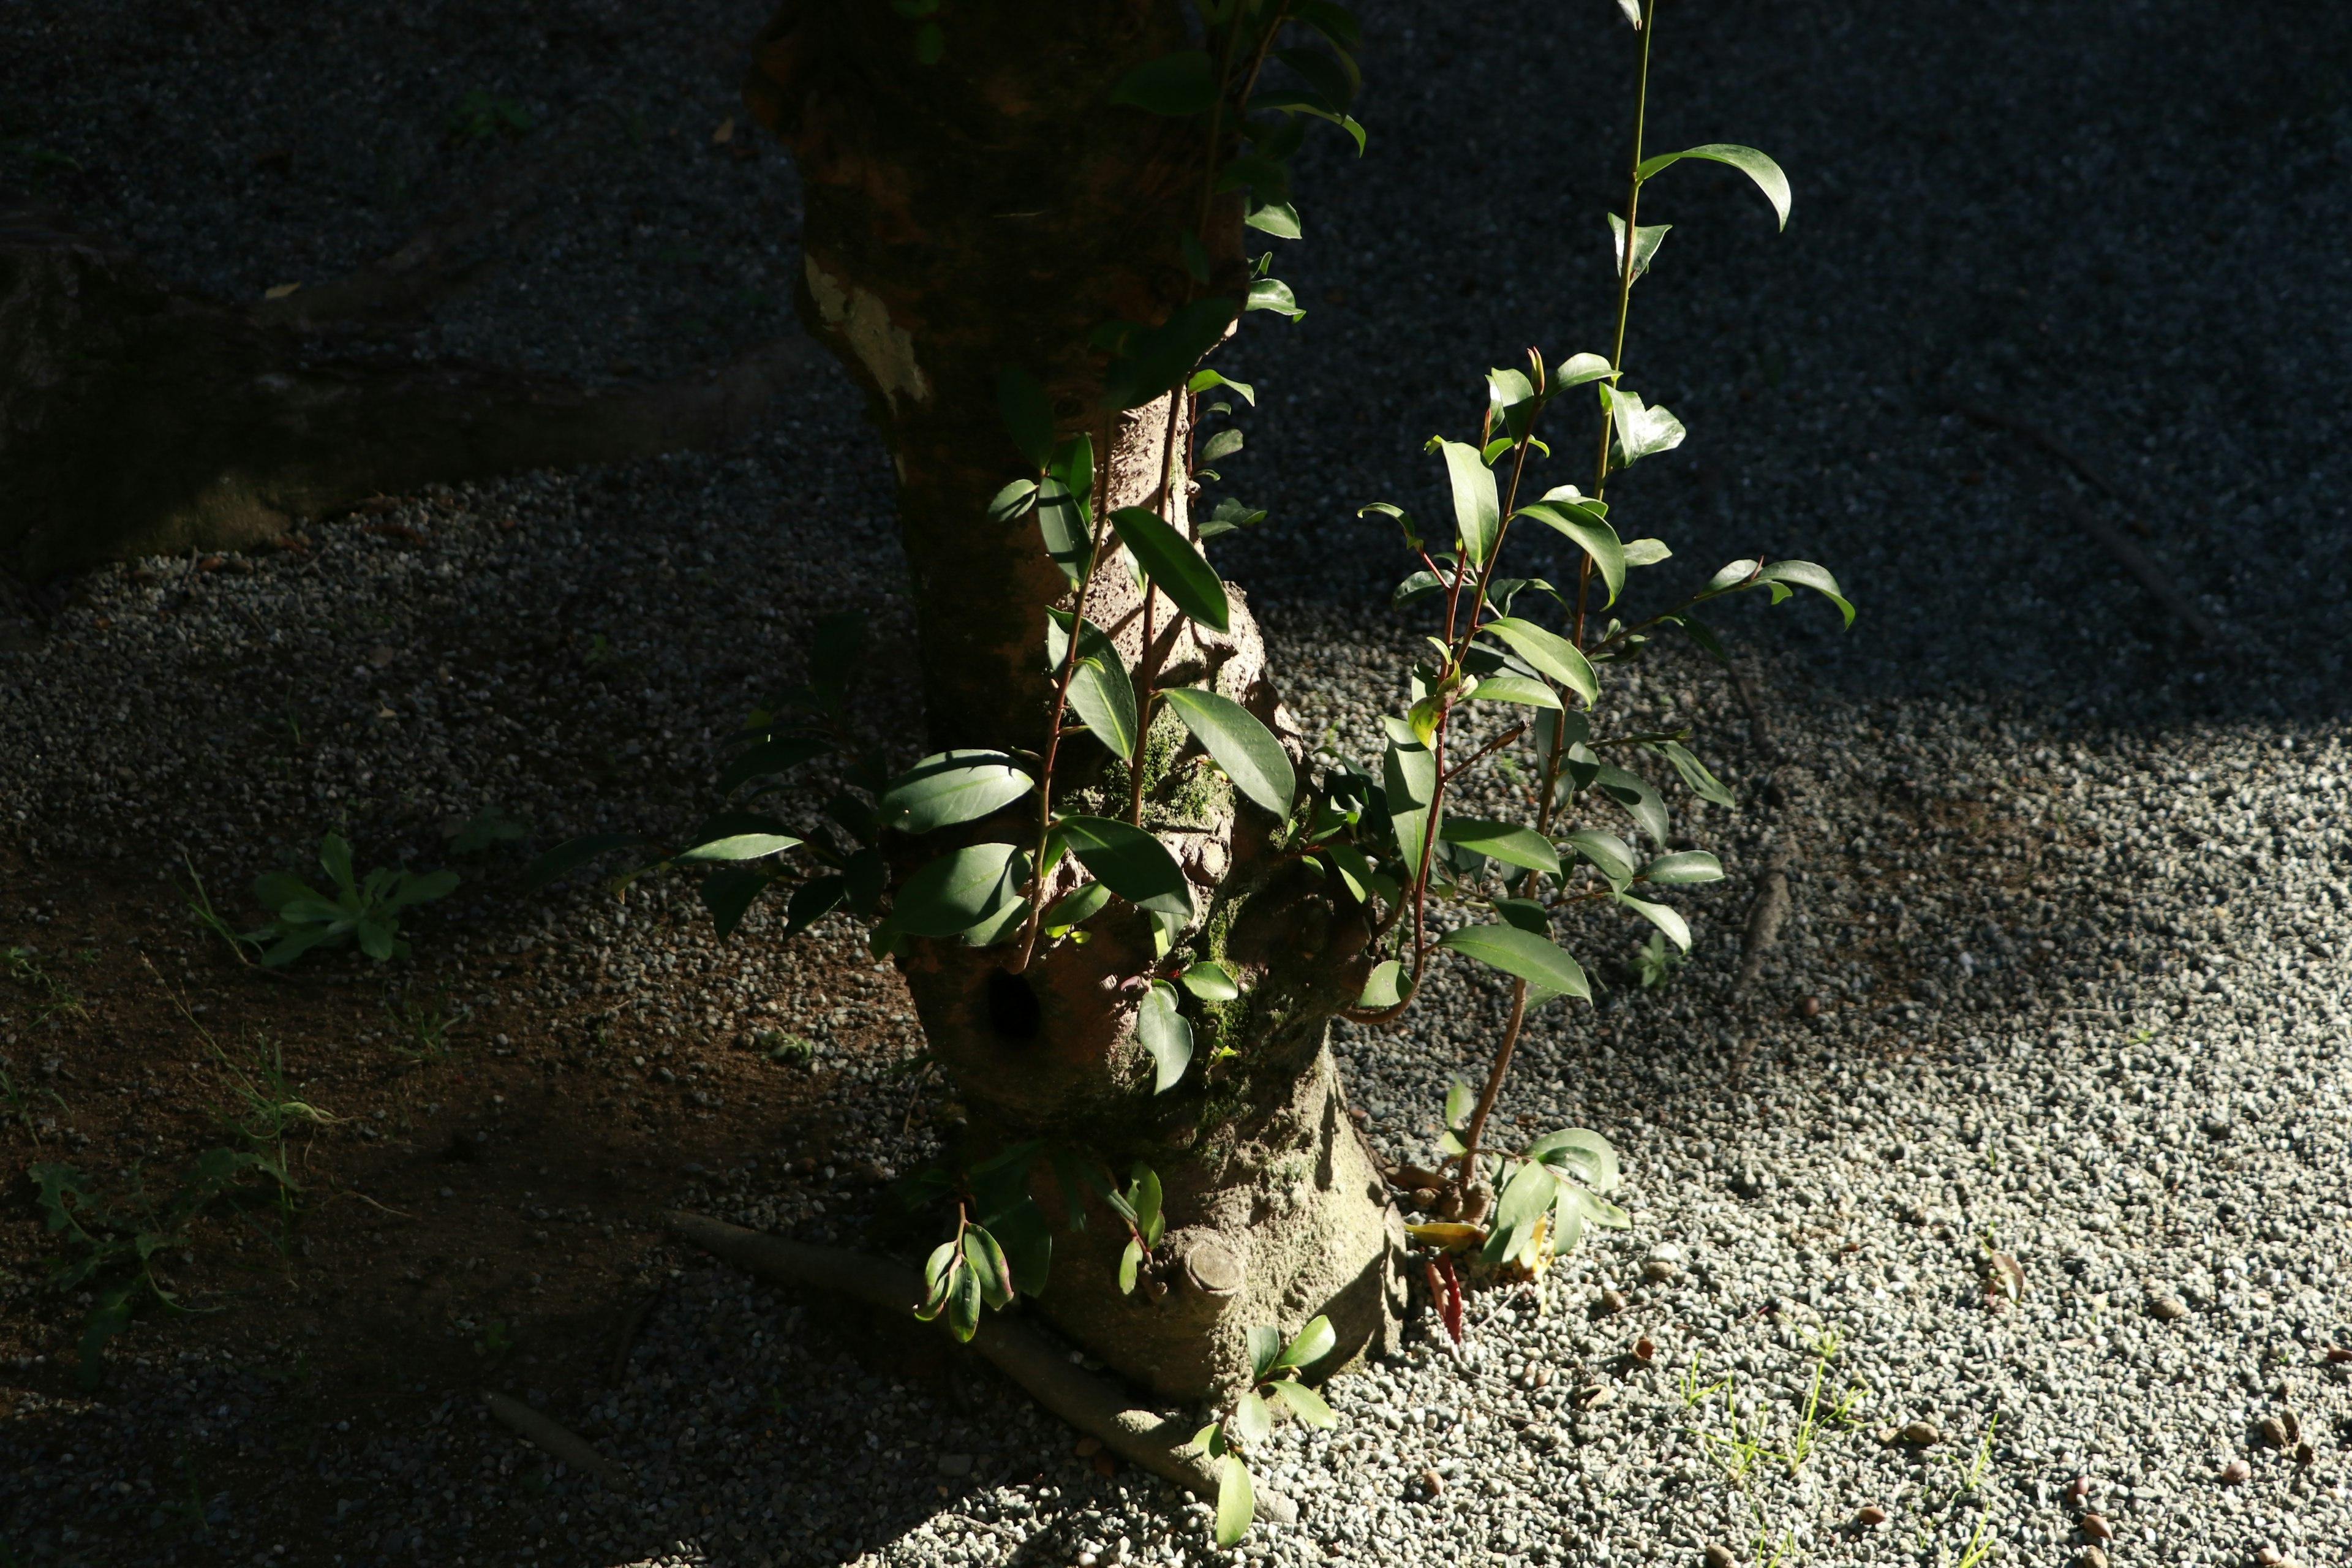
[1417,1467,1444,1496]
[1855,1506,1888,1528]
[2076,1548,2108,1568]
[2149,1295,2188,1321]
[1642,1258,1678,1284]
[2257,1414,2290,1449]
[1896,1420,1942,1447]
[1798,995,1821,1018]
[2220,1458,2250,1485]
[2294,1441,2315,1467]
[2065,1476,2091,1503]
[1575,1383,1615,1410]
[2199,1111,2233,1139]
[1703,1544,1735,1568]
[2255,1548,2285,1568]
[937,1452,973,1477]
[2080,1513,2113,1542]
[1599,1289,1628,1314]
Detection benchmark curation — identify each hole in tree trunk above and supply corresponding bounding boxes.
[986,970,1042,1042]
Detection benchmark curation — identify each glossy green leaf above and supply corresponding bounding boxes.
[782,873,847,940]
[1557,1181,1634,1231]
[1492,896,1549,936]
[964,1224,1015,1310]
[1614,891,1691,951]
[913,1241,958,1320]
[894,842,1027,937]
[1110,50,1218,115]
[1623,537,1672,567]
[1608,212,1672,281]
[1033,477,1093,585]
[948,1256,982,1341]
[1129,1163,1164,1243]
[1635,143,1792,230]
[1480,1159,1559,1265]
[1101,297,1240,412]
[1439,818,1561,876]
[1136,981,1194,1093]
[1199,427,1244,464]
[1470,674,1559,709]
[1245,276,1302,319]
[1444,1077,1477,1129]
[1382,736,1439,876]
[1107,507,1231,631]
[1188,368,1256,405]
[1244,200,1303,238]
[1523,1127,1621,1194]
[698,867,770,938]
[1276,1314,1336,1372]
[997,367,1054,469]
[1161,687,1295,817]
[1246,1324,1284,1382]
[1656,739,1735,808]
[958,893,1031,949]
[1593,761,1669,844]
[1117,1236,1144,1294]
[1042,880,1111,935]
[1561,829,1637,891]
[988,478,1039,524]
[1436,439,1500,565]
[1180,960,1240,1002]
[1047,612,1137,760]
[1436,924,1591,1001]
[1639,850,1724,885]
[1602,385,1686,466]
[880,751,1033,834]
[674,832,801,863]
[1266,1378,1336,1428]
[1481,618,1597,706]
[1358,500,1422,551]
[1232,1389,1274,1449]
[1055,815,1191,918]
[1514,500,1625,608]
[1556,352,1614,388]
[1355,958,1407,1009]
[1215,1453,1255,1547]
[1757,559,1856,627]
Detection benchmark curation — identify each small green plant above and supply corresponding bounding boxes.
[756,1029,815,1065]
[475,1318,514,1355]
[178,852,261,965]
[246,833,458,965]
[208,1032,333,1182]
[0,1057,67,1141]
[29,1149,284,1387]
[1406,1084,1627,1282]
[1193,1317,1339,1546]
[2,946,87,1025]
[1630,929,1683,988]
[385,985,467,1063]
[449,88,532,141]
[449,807,527,856]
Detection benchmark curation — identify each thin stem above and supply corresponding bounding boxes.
[1129,584,1156,826]
[1453,978,1528,1188]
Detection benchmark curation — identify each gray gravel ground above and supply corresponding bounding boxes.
[5,1,2352,1566]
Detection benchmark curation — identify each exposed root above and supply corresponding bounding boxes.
[486,1390,635,1494]
[663,1210,1299,1523]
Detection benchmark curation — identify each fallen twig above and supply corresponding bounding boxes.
[663,1210,1299,1524]
[486,1391,635,1494]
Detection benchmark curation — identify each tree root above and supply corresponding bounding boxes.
[486,1391,635,1495]
[663,1210,1299,1524]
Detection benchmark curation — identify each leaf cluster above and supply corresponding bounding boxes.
[246,834,458,967]
[1193,1314,1340,1546]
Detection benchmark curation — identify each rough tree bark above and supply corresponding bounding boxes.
[745,2,1402,1400]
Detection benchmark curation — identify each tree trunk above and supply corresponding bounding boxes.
[746,2,1403,1400]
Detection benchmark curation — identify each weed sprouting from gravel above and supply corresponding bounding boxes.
[0,1056,67,1141]
[2,944,88,1024]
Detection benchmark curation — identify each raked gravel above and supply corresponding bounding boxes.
[5,1,2352,1567]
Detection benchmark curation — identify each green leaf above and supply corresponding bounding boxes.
[1601,385,1686,466]
[949,1256,983,1341]
[1635,143,1792,230]
[1118,1236,1143,1295]
[1757,559,1856,627]
[1492,896,1549,936]
[893,842,1027,937]
[914,1240,959,1320]
[1276,1314,1336,1372]
[1266,1378,1337,1428]
[717,734,829,795]
[1129,1163,1164,1243]
[964,1224,1015,1309]
[1246,1324,1284,1382]
[997,367,1055,470]
[1054,815,1190,918]
[958,893,1031,949]
[1322,842,1375,902]
[782,874,846,940]
[1358,500,1422,551]
[1101,297,1240,411]
[1199,428,1244,464]
[1355,958,1407,1010]
[518,832,662,893]
[1639,850,1724,885]
[1107,507,1230,631]
[1136,981,1194,1093]
[1197,496,1265,540]
[879,752,1033,835]
[1441,1078,1476,1131]
[1608,212,1672,281]
[1180,960,1240,1002]
[1623,537,1672,567]
[1480,1159,1559,1265]
[1481,618,1597,706]
[1232,1389,1274,1449]
[1655,739,1736,808]
[318,832,356,899]
[1523,1128,1621,1194]
[698,867,770,937]
[1593,761,1669,844]
[1188,368,1256,405]
[1110,50,1219,116]
[1436,439,1500,565]
[1382,736,1439,877]
[1438,819,1561,876]
[1437,924,1591,1001]
[1160,687,1295,817]
[1042,881,1111,936]
[1244,200,1303,238]
[1470,674,1560,709]
[384,868,459,910]
[1215,1453,1255,1547]
[1514,500,1625,609]
[1557,1181,1633,1231]
[673,832,801,864]
[1561,829,1637,891]
[1245,276,1302,320]
[1615,891,1691,951]
[1047,612,1138,760]
[1033,477,1093,585]
[1556,352,1614,387]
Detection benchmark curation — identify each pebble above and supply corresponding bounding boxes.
[1703,1544,1735,1568]
[2081,1513,2115,1541]
[2077,1549,2109,1568]
[1854,1506,1888,1529]
[2220,1459,2250,1486]
[1895,1421,1942,1447]
[2150,1295,2190,1321]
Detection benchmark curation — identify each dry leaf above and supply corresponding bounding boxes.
[712,117,734,144]
[1404,1221,1483,1253]
[263,282,301,300]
